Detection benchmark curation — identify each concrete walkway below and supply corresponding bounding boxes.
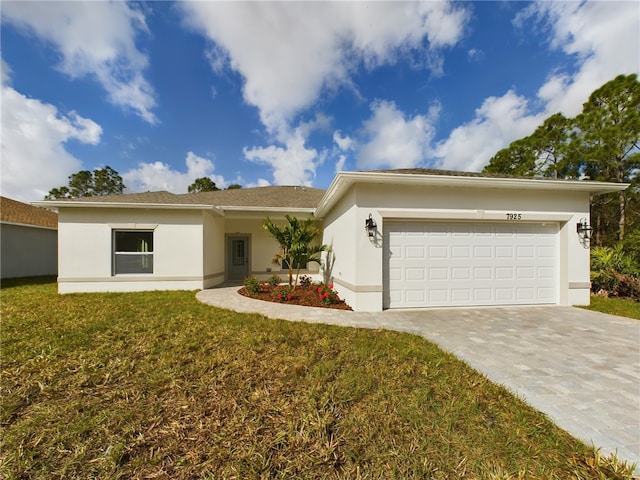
[196,286,640,468]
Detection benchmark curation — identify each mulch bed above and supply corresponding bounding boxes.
[238,285,353,311]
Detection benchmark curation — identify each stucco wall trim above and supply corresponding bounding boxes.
[569,282,591,289]
[59,275,205,283]
[333,277,382,293]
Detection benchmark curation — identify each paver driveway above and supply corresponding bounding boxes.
[197,287,640,468]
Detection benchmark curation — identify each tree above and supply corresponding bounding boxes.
[46,166,124,199]
[226,184,242,190]
[188,177,219,193]
[572,74,640,241]
[483,74,640,246]
[263,215,327,289]
[484,113,573,178]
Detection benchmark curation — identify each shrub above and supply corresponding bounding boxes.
[611,272,640,300]
[314,282,339,305]
[299,275,312,288]
[267,274,282,288]
[243,275,262,295]
[271,284,294,302]
[591,244,640,299]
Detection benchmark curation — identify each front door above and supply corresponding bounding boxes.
[227,236,250,281]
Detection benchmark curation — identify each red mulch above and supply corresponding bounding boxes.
[238,285,353,311]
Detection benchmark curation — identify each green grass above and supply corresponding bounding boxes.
[1,278,636,479]
[580,296,640,320]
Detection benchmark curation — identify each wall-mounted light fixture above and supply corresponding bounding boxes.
[576,218,594,240]
[365,213,377,237]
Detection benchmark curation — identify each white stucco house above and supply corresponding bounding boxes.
[35,169,628,311]
[1,196,58,279]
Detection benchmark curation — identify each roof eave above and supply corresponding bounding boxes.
[31,200,219,212]
[314,171,630,217]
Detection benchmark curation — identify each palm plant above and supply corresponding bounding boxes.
[263,215,327,289]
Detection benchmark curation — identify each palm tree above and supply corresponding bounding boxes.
[263,215,327,289]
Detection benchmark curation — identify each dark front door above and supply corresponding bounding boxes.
[227,236,249,281]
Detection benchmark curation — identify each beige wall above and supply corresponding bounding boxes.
[56,207,321,293]
[322,183,592,311]
[203,211,225,288]
[1,223,58,279]
[58,207,206,293]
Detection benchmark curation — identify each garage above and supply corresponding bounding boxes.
[383,221,558,308]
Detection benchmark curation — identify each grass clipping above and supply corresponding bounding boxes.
[1,278,637,479]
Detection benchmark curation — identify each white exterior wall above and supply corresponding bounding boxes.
[203,212,225,288]
[322,183,592,311]
[58,208,206,293]
[1,223,58,278]
[320,187,381,311]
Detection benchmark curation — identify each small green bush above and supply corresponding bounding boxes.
[591,244,640,299]
[243,275,262,295]
[271,284,294,302]
[267,274,282,288]
[313,282,339,305]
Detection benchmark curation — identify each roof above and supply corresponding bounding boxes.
[182,186,325,210]
[32,186,326,212]
[0,196,58,229]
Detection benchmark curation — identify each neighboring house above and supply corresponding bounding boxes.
[34,169,628,311]
[1,196,58,279]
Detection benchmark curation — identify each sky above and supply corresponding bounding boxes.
[1,1,639,203]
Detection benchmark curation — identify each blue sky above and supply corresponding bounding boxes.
[2,1,639,202]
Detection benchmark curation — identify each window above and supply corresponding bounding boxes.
[113,230,154,274]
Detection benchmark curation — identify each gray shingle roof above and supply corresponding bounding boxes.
[47,186,326,209]
[366,168,573,181]
[1,196,58,228]
[182,186,325,209]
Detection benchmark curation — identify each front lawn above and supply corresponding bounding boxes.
[1,279,636,479]
[581,295,640,320]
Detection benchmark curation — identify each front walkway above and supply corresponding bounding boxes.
[196,286,640,468]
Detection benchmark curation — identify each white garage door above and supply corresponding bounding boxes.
[384,221,558,308]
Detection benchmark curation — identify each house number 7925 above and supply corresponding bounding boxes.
[506,213,522,220]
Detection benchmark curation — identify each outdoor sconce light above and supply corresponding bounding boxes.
[576,218,594,240]
[365,214,377,237]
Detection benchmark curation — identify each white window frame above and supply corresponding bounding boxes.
[112,229,154,275]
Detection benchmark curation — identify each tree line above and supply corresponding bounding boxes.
[483,74,639,249]
[46,172,241,199]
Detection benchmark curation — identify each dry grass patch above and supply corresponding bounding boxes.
[1,278,636,479]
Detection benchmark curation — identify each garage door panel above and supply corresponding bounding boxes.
[384,221,558,308]
[406,267,425,280]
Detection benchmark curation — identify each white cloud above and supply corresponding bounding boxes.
[333,131,354,152]
[244,130,319,186]
[2,1,157,123]
[434,90,542,172]
[520,1,640,117]
[123,152,233,193]
[433,0,639,173]
[1,84,102,202]
[357,99,438,169]
[181,1,469,182]
[182,2,468,134]
[1,57,12,84]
